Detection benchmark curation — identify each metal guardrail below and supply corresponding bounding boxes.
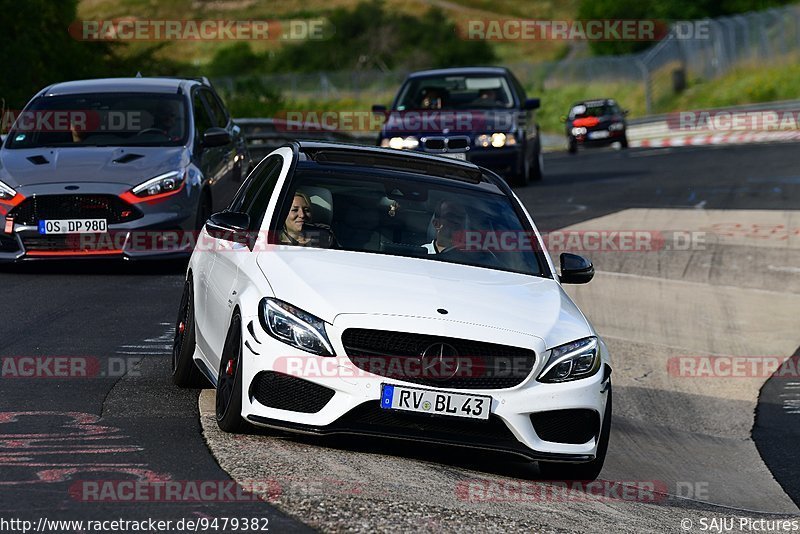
[626,99,800,141]
[627,98,800,126]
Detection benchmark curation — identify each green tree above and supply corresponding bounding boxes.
[0,0,111,109]
[579,0,797,56]
[264,0,495,73]
[208,43,260,78]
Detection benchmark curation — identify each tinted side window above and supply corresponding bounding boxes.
[203,89,229,127]
[192,91,213,140]
[230,155,283,231]
[508,73,526,104]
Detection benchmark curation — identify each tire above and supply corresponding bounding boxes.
[537,385,612,481]
[215,313,248,433]
[510,148,530,187]
[528,142,544,182]
[620,134,629,149]
[567,138,578,154]
[172,276,208,388]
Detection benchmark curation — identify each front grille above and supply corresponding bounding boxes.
[423,138,446,150]
[20,234,122,252]
[530,409,600,444]
[249,371,335,413]
[422,136,470,152]
[9,195,142,225]
[446,137,469,150]
[341,329,536,390]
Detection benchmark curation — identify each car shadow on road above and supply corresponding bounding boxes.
[237,422,542,480]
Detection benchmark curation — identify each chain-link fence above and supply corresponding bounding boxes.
[214,4,800,117]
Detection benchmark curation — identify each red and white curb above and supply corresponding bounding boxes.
[630,130,800,148]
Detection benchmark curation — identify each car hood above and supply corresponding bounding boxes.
[0,146,188,190]
[256,249,593,348]
[381,109,520,136]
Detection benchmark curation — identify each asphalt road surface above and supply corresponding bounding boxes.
[1,142,798,533]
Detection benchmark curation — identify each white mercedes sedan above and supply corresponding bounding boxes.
[172,141,612,480]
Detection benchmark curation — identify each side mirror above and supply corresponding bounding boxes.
[524,98,540,110]
[622,109,630,116]
[206,211,250,243]
[203,127,231,148]
[372,104,387,114]
[559,252,594,284]
[560,115,567,123]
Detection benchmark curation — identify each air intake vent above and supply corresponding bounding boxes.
[113,153,144,164]
[530,409,600,444]
[249,371,335,413]
[26,155,49,165]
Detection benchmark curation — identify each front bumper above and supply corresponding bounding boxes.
[236,312,610,462]
[0,187,199,262]
[380,137,525,178]
[465,146,524,177]
[571,128,626,147]
[0,215,195,262]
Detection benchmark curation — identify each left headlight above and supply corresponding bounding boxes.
[538,337,600,383]
[0,179,17,201]
[475,133,517,148]
[609,122,625,131]
[259,298,335,356]
[381,136,419,150]
[131,169,187,198]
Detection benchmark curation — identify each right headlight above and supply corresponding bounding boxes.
[0,179,18,201]
[258,298,335,356]
[571,127,587,136]
[381,136,419,150]
[131,169,187,198]
[475,133,516,148]
[537,337,600,383]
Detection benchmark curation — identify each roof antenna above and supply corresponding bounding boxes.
[135,71,142,78]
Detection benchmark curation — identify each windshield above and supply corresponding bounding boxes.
[569,102,615,119]
[272,167,546,277]
[395,75,515,111]
[4,93,188,149]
